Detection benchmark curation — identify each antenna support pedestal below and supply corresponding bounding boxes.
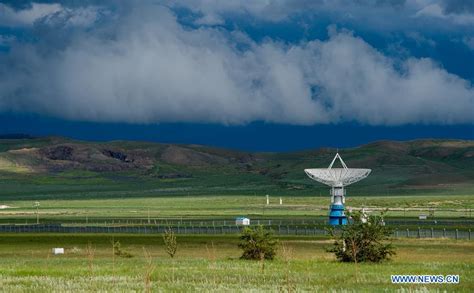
[329,186,347,225]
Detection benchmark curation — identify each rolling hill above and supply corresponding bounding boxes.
[0,136,473,200]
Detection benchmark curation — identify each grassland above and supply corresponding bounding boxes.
[0,234,472,292]
[1,194,473,224]
[0,138,473,291]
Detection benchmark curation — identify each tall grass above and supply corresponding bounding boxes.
[0,234,472,291]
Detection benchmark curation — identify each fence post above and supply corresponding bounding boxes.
[395,229,398,237]
[418,227,421,238]
[456,229,459,240]
[287,225,290,235]
[469,229,471,240]
[406,228,409,238]
[443,228,446,238]
[431,228,434,238]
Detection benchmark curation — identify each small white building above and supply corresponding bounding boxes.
[52,248,64,255]
[419,214,428,220]
[235,217,250,226]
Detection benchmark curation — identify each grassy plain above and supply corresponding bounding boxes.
[0,234,472,292]
[0,138,473,291]
[0,194,473,223]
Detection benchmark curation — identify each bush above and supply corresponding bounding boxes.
[112,240,133,258]
[238,225,278,260]
[328,211,395,263]
[163,227,177,258]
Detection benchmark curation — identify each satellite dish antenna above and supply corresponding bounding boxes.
[304,153,371,225]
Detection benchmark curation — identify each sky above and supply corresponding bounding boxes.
[0,0,473,151]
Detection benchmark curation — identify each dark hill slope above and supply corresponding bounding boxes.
[0,137,472,199]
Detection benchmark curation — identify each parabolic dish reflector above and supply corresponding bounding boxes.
[304,168,371,187]
[304,153,371,187]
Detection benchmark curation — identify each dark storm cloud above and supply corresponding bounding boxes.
[442,0,474,14]
[358,0,406,6]
[0,1,473,125]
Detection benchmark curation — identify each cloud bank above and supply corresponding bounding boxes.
[0,2,473,125]
[0,2,62,26]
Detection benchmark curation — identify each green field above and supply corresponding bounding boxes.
[0,234,472,291]
[1,194,473,224]
[0,138,473,291]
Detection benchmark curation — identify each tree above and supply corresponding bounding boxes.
[238,225,278,260]
[163,227,177,258]
[328,211,395,263]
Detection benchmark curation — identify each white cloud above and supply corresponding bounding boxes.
[415,3,474,25]
[309,34,473,124]
[39,6,106,28]
[167,0,281,23]
[0,2,104,28]
[0,5,472,126]
[168,0,474,33]
[0,3,62,26]
[463,37,474,50]
[406,31,436,47]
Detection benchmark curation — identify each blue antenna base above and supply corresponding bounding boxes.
[329,204,347,225]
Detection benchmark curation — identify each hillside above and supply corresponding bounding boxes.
[0,137,473,200]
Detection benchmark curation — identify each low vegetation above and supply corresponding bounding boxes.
[239,225,278,260]
[112,240,133,258]
[328,211,395,263]
[0,234,472,291]
[163,227,177,258]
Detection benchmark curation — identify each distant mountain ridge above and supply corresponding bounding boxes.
[0,136,473,197]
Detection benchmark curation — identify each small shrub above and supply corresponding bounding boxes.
[70,246,82,254]
[113,240,133,258]
[163,227,177,258]
[238,225,278,260]
[328,211,395,263]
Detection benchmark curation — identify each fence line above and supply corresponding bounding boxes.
[0,224,471,240]
[2,218,473,227]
